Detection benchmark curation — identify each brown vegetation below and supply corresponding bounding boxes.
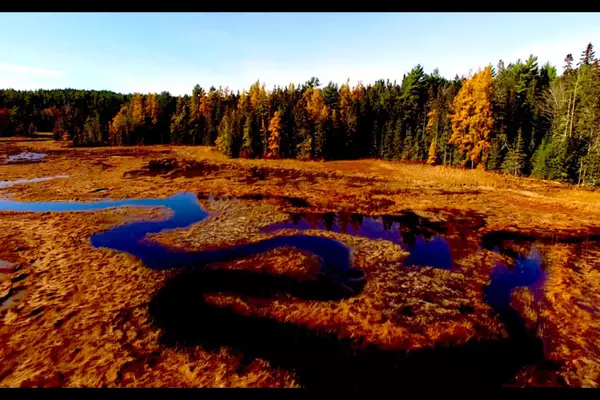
[1,137,600,387]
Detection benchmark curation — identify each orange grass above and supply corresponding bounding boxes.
[1,137,600,387]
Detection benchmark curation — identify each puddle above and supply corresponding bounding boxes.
[0,259,16,280]
[0,175,69,189]
[484,247,545,312]
[0,289,26,311]
[262,212,452,269]
[3,152,46,164]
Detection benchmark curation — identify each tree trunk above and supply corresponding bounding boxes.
[569,73,581,138]
[565,88,573,138]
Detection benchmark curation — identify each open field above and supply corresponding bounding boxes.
[1,136,600,387]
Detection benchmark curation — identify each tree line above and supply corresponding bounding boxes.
[2,43,600,186]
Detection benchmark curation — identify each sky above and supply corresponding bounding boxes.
[0,12,599,95]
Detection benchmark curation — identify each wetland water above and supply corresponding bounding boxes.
[262,212,453,269]
[3,152,47,164]
[0,191,545,320]
[0,175,69,189]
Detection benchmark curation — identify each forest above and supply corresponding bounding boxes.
[2,43,600,186]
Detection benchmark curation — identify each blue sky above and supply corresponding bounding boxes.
[1,13,599,95]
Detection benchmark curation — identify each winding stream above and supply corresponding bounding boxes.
[0,191,545,321]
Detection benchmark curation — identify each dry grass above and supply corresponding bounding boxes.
[1,137,600,387]
[537,244,600,387]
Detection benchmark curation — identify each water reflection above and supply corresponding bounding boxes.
[262,212,453,269]
[0,289,26,311]
[0,192,550,328]
[483,246,546,337]
[0,193,365,293]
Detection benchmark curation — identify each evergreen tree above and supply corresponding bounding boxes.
[486,135,504,171]
[502,128,525,176]
[392,119,403,159]
[215,110,234,157]
[579,43,596,66]
[82,112,102,146]
[531,139,552,179]
[170,97,189,145]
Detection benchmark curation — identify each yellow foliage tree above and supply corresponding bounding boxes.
[351,81,366,103]
[426,109,438,134]
[304,88,328,123]
[145,94,160,125]
[267,111,282,159]
[131,93,145,127]
[427,139,437,165]
[448,66,494,167]
[109,106,130,145]
[339,81,356,127]
[249,80,267,112]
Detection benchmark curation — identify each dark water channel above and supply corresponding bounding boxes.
[0,190,550,386]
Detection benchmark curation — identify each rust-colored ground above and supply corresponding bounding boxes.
[0,136,599,387]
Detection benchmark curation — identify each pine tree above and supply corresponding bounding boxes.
[241,117,254,158]
[402,128,413,160]
[564,53,574,75]
[382,121,393,159]
[392,119,403,159]
[215,110,234,157]
[579,43,596,66]
[486,135,504,171]
[169,97,189,145]
[581,145,600,186]
[531,139,551,179]
[545,136,572,182]
[502,128,525,176]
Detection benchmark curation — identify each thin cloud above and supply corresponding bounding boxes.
[0,62,61,77]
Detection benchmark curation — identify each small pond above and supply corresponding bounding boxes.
[484,247,545,313]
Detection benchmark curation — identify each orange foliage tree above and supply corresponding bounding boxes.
[448,66,494,167]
